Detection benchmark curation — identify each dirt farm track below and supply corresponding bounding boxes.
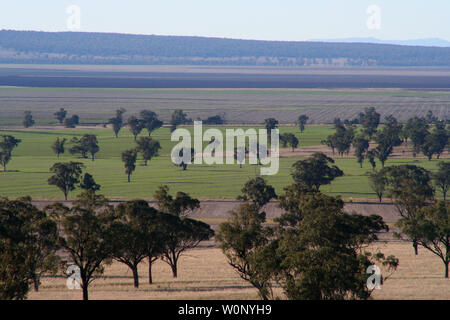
[31,199,402,242]
[31,199,401,221]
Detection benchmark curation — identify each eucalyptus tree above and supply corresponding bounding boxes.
[384,165,435,255]
[48,161,84,200]
[397,201,449,277]
[51,138,67,159]
[54,108,67,125]
[136,136,161,166]
[127,116,143,141]
[140,110,163,136]
[108,108,126,138]
[298,115,309,133]
[23,111,35,128]
[121,149,137,182]
[54,191,115,300]
[291,152,343,191]
[0,135,21,171]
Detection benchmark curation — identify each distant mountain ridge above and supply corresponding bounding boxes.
[309,37,450,47]
[1,30,450,67]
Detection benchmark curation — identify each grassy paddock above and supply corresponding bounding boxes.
[0,126,443,200]
[27,242,450,300]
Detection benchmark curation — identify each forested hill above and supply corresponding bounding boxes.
[1,30,450,67]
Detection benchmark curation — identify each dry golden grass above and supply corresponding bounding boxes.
[28,248,260,300]
[28,242,449,300]
[369,242,450,300]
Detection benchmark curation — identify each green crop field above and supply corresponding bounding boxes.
[0,125,334,157]
[0,125,443,200]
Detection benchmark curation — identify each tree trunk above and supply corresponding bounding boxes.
[413,240,418,255]
[445,261,449,278]
[81,272,89,300]
[252,281,269,301]
[128,173,130,183]
[170,263,178,278]
[148,257,153,284]
[82,285,89,301]
[33,275,39,292]
[132,265,139,288]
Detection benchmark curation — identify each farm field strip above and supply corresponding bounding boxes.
[0,127,443,200]
[0,86,449,126]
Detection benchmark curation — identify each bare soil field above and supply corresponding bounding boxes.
[0,65,449,126]
[27,242,450,300]
[30,199,402,243]
[185,200,401,223]
[2,65,450,89]
[30,199,402,223]
[6,64,450,76]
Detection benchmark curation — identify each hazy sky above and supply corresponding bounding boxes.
[1,0,449,41]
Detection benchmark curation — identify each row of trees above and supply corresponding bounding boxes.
[121,135,161,182]
[217,170,398,300]
[260,115,307,152]
[367,163,449,276]
[21,109,81,128]
[369,161,450,203]
[51,134,100,161]
[54,108,80,128]
[322,108,449,169]
[218,152,450,300]
[5,30,450,67]
[108,109,164,139]
[23,108,214,133]
[0,187,213,300]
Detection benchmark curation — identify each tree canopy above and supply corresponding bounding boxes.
[291,152,344,191]
[47,162,85,200]
[0,135,21,172]
[121,149,137,182]
[0,197,59,298]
